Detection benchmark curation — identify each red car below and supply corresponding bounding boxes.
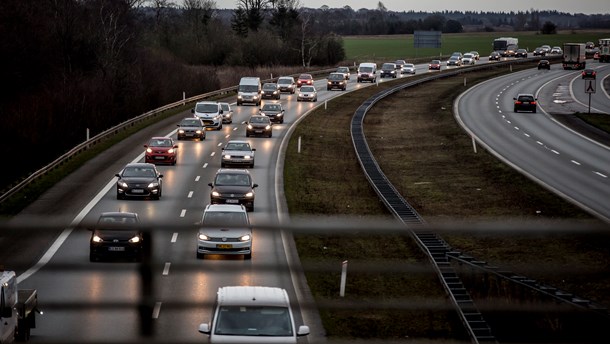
[144,137,178,165]
[296,73,313,87]
[428,60,441,70]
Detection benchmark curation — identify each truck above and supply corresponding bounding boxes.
[493,37,518,57]
[562,43,586,70]
[599,38,610,63]
[1,270,38,342]
[237,77,261,106]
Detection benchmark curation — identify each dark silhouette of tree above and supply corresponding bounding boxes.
[541,21,557,34]
[444,19,463,33]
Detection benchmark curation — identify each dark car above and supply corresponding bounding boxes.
[537,60,551,70]
[259,102,285,124]
[428,60,441,70]
[489,51,502,61]
[116,163,163,200]
[513,94,537,113]
[261,83,280,100]
[515,49,528,58]
[533,47,546,56]
[144,137,178,165]
[246,115,273,137]
[89,212,144,262]
[296,73,313,88]
[208,169,258,211]
[177,117,206,141]
[327,72,347,90]
[581,68,596,79]
[380,63,397,78]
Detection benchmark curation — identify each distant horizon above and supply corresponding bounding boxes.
[207,0,608,15]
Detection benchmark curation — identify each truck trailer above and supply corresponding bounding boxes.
[599,38,610,63]
[1,270,38,342]
[562,43,586,70]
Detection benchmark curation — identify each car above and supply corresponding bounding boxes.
[380,63,397,78]
[489,51,502,61]
[502,45,517,57]
[462,53,475,65]
[89,211,144,262]
[581,68,596,79]
[144,137,178,165]
[585,41,595,49]
[515,49,528,58]
[297,85,317,102]
[533,47,546,56]
[537,60,551,70]
[327,72,347,90]
[540,45,552,53]
[219,102,233,124]
[177,117,206,141]
[208,168,258,211]
[513,93,537,113]
[357,62,377,82]
[115,162,163,200]
[428,60,441,70]
[192,101,223,130]
[261,82,281,100]
[394,59,406,69]
[401,63,416,74]
[221,140,256,168]
[246,115,273,137]
[446,56,462,67]
[336,66,351,80]
[196,204,252,259]
[593,51,600,60]
[296,73,313,87]
[450,52,463,60]
[259,102,285,123]
[550,46,562,55]
[276,76,296,94]
[468,51,480,60]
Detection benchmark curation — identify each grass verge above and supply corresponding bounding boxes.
[284,62,609,342]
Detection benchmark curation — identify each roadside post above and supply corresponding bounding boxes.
[339,260,348,297]
[584,78,596,114]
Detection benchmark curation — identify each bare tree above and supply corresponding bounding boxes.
[298,12,321,67]
[182,0,216,43]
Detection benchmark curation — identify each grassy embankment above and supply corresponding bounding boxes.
[284,58,609,342]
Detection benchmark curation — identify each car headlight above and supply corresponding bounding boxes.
[265,125,271,130]
[277,113,283,117]
[260,112,266,116]
[146,148,153,153]
[196,130,202,134]
[168,148,175,154]
[237,95,242,99]
[253,95,259,100]
[244,155,252,160]
[240,234,251,241]
[247,124,253,129]
[118,181,128,188]
[129,236,141,243]
[92,235,103,243]
[178,129,185,134]
[147,182,159,188]
[198,233,210,241]
[224,154,232,159]
[245,192,254,198]
[211,191,221,197]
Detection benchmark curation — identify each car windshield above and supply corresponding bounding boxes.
[238,85,258,92]
[262,104,281,111]
[360,67,373,73]
[122,166,156,178]
[328,74,343,80]
[382,64,394,70]
[195,103,218,113]
[97,215,138,225]
[202,212,248,226]
[337,67,349,73]
[277,78,292,85]
[214,306,293,336]
[431,60,440,64]
[405,64,414,68]
[300,86,315,92]
[215,173,251,186]
[299,74,312,80]
[250,116,270,124]
[181,119,201,126]
[263,84,277,90]
[464,54,473,58]
[149,138,172,147]
[225,142,251,151]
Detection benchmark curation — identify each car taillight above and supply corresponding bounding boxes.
[531,101,536,105]
[515,101,522,105]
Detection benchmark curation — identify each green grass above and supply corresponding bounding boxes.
[343,30,610,62]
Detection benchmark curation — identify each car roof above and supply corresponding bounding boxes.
[99,211,139,218]
[216,168,251,175]
[204,204,248,213]
[227,139,250,144]
[124,162,156,168]
[217,286,290,307]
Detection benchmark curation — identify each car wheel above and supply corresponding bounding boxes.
[248,205,254,212]
[533,108,537,113]
[117,191,123,200]
[314,98,318,102]
[246,132,250,137]
[250,163,254,168]
[514,107,518,113]
[244,253,252,260]
[89,252,98,262]
[268,132,272,138]
[196,252,204,259]
[327,87,330,91]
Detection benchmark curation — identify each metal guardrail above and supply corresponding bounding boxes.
[0,68,339,205]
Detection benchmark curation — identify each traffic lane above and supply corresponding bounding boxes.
[457,68,610,220]
[568,62,610,113]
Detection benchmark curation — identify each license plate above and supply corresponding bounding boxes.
[217,244,233,249]
[255,130,263,133]
[154,156,165,159]
[226,199,239,204]
[523,102,530,104]
[108,247,125,251]
[132,189,144,194]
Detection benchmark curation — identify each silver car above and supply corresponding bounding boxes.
[218,102,233,124]
[401,63,416,74]
[197,204,252,259]
[297,85,317,102]
[221,140,256,168]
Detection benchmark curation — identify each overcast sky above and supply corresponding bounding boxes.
[211,0,608,15]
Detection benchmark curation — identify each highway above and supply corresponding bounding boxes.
[456,60,610,221]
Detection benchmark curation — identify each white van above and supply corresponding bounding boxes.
[237,77,262,106]
[198,286,310,343]
[357,62,377,83]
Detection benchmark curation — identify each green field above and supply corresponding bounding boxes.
[343,30,610,63]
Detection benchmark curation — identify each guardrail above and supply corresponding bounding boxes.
[0,67,339,205]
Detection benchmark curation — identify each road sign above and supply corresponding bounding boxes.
[585,80,596,94]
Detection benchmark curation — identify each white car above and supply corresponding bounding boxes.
[221,140,255,168]
[297,85,317,102]
[218,102,233,124]
[550,46,563,55]
[192,101,223,130]
[197,204,252,259]
[336,66,351,80]
[462,53,476,65]
[401,63,416,74]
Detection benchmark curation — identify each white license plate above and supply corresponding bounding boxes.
[226,199,239,204]
[132,189,144,194]
[255,130,263,133]
[154,156,165,159]
[108,247,125,251]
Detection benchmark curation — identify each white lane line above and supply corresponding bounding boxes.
[551,150,560,155]
[233,127,238,131]
[217,143,222,147]
[514,126,520,131]
[572,160,581,165]
[171,233,178,243]
[225,134,231,138]
[180,209,187,217]
[163,263,171,276]
[203,163,208,168]
[536,141,544,145]
[506,120,511,124]
[594,171,608,178]
[210,152,215,157]
[188,191,194,198]
[524,133,530,138]
[195,176,200,182]
[152,302,162,319]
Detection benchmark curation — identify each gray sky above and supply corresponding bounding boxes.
[212,0,608,15]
